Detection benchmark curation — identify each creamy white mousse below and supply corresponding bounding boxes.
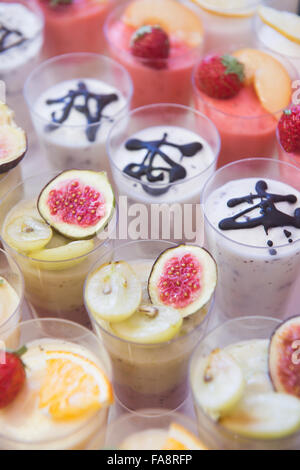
[112,125,216,204]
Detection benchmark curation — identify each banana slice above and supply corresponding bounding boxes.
[193,349,245,420]
[85,261,142,323]
[4,215,53,253]
[221,393,300,439]
[110,304,183,344]
[29,240,94,271]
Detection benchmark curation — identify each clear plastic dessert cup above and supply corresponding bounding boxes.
[0,166,23,201]
[190,316,300,450]
[102,408,201,450]
[193,47,297,168]
[0,172,117,327]
[0,318,112,450]
[107,103,220,206]
[104,0,204,108]
[24,53,133,174]
[0,248,24,349]
[84,240,213,411]
[277,128,300,190]
[202,158,300,319]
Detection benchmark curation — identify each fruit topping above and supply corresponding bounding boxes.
[0,276,20,326]
[0,101,13,126]
[194,349,245,420]
[277,106,300,154]
[269,316,300,398]
[85,261,142,323]
[221,393,300,439]
[4,215,53,253]
[233,48,291,114]
[196,54,245,99]
[39,350,113,420]
[191,0,255,17]
[162,422,207,450]
[148,244,217,318]
[258,6,300,45]
[123,0,204,48]
[37,170,115,240]
[29,240,94,271]
[0,124,27,174]
[0,346,27,409]
[110,304,182,344]
[130,25,170,69]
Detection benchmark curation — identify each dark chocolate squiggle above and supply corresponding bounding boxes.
[0,24,26,53]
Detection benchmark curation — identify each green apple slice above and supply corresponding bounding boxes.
[85,261,142,323]
[193,349,245,420]
[221,393,300,439]
[4,215,53,253]
[110,304,183,344]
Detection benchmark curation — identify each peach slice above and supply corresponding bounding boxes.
[123,0,204,47]
[233,49,291,115]
[162,422,207,450]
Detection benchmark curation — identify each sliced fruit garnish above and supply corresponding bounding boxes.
[37,170,115,240]
[221,393,300,439]
[148,244,217,318]
[85,261,142,323]
[269,316,300,398]
[0,276,20,325]
[123,0,204,47]
[110,304,182,344]
[0,101,13,125]
[258,5,300,45]
[0,125,27,174]
[233,48,291,114]
[191,0,256,17]
[0,345,27,409]
[194,349,245,420]
[162,422,207,450]
[4,215,53,253]
[39,350,113,420]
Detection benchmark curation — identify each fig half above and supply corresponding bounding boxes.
[269,315,300,398]
[0,124,27,174]
[37,170,115,240]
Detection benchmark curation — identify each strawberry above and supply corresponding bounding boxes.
[130,25,170,69]
[196,54,245,99]
[278,106,300,153]
[0,345,27,409]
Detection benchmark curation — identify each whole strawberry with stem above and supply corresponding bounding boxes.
[0,345,27,409]
[278,106,300,154]
[130,25,170,69]
[196,54,245,99]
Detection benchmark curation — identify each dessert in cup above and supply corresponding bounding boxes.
[105,0,204,108]
[202,158,300,319]
[24,53,133,173]
[36,0,114,58]
[84,240,217,411]
[277,106,300,189]
[190,316,300,450]
[0,169,117,327]
[0,318,113,450]
[193,47,295,167]
[103,408,206,450]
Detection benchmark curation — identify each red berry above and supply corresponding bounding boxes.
[0,346,26,409]
[196,54,245,99]
[130,25,170,69]
[278,106,300,154]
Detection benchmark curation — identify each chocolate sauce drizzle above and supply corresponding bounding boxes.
[123,133,203,196]
[219,180,300,253]
[0,24,27,53]
[45,81,118,142]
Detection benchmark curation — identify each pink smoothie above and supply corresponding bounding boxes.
[194,84,278,168]
[106,20,201,108]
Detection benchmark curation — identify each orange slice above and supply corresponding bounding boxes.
[123,0,204,47]
[233,48,291,114]
[39,350,113,420]
[258,6,300,45]
[190,0,256,18]
[162,422,207,450]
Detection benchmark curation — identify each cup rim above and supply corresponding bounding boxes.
[194,0,261,15]
[201,157,300,251]
[23,52,133,129]
[106,102,221,191]
[0,248,24,332]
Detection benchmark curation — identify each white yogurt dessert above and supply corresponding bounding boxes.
[0,2,43,94]
[204,176,300,318]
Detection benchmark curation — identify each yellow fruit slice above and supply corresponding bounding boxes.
[233,48,291,114]
[0,101,13,126]
[123,0,204,47]
[191,0,256,18]
[258,5,300,45]
[162,422,207,450]
[39,350,113,420]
